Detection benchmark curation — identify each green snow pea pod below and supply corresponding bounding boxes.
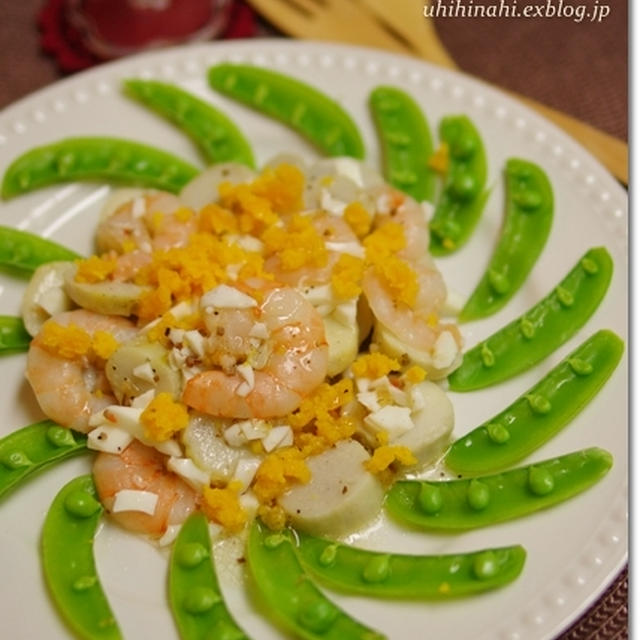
[386,447,612,530]
[448,246,614,391]
[169,512,248,640]
[124,79,255,168]
[208,64,365,158]
[445,329,623,474]
[458,157,553,320]
[247,519,385,640]
[369,86,436,202]
[1,137,199,199]
[42,474,121,640]
[429,115,489,255]
[0,225,80,272]
[0,315,31,354]
[0,420,88,500]
[295,530,526,598]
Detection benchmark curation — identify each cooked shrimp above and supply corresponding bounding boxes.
[362,258,450,347]
[182,281,328,418]
[371,185,433,263]
[264,212,362,288]
[361,186,462,376]
[96,191,196,255]
[93,440,199,537]
[26,309,138,432]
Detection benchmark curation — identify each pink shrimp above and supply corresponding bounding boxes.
[264,212,361,289]
[25,309,138,432]
[182,280,328,419]
[96,191,196,255]
[93,440,199,537]
[361,187,463,376]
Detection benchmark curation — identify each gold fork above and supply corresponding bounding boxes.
[246,0,628,184]
[356,0,628,184]
[246,0,410,53]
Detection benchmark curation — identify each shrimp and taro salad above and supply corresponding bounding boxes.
[23,157,460,539]
[0,50,626,640]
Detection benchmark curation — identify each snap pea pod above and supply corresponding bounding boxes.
[458,157,554,320]
[42,474,121,640]
[369,86,436,202]
[1,137,199,199]
[0,315,31,354]
[169,512,248,640]
[208,64,365,158]
[247,519,385,640]
[386,447,612,530]
[0,420,88,500]
[448,246,614,391]
[124,79,255,168]
[295,531,526,599]
[429,115,489,255]
[445,330,623,474]
[0,225,80,272]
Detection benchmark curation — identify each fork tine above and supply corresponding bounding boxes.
[245,0,317,33]
[285,0,324,15]
[246,0,412,55]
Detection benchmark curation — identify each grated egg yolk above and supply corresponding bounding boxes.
[351,352,401,379]
[202,483,247,532]
[253,448,310,503]
[140,392,189,442]
[365,445,417,473]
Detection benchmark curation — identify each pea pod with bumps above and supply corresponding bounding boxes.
[0,226,80,272]
[124,79,255,168]
[429,115,489,255]
[295,530,526,599]
[42,474,121,640]
[445,329,623,474]
[208,64,365,159]
[247,519,385,640]
[0,316,31,354]
[369,86,436,203]
[449,247,614,391]
[386,447,613,530]
[0,420,88,500]
[1,137,199,199]
[169,512,248,640]
[458,157,554,320]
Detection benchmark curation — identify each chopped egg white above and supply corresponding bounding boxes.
[223,423,247,447]
[249,322,268,339]
[261,425,293,452]
[236,363,255,397]
[324,241,365,258]
[87,425,133,454]
[239,419,268,441]
[239,491,259,518]
[333,157,364,187]
[234,457,262,493]
[157,524,181,547]
[167,457,211,489]
[201,284,257,309]
[356,391,382,413]
[132,361,156,384]
[320,188,347,216]
[184,330,206,358]
[112,489,158,515]
[364,405,414,440]
[432,331,459,369]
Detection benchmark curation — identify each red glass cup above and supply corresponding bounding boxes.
[64,0,232,59]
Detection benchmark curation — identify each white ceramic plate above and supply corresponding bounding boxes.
[0,40,627,640]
